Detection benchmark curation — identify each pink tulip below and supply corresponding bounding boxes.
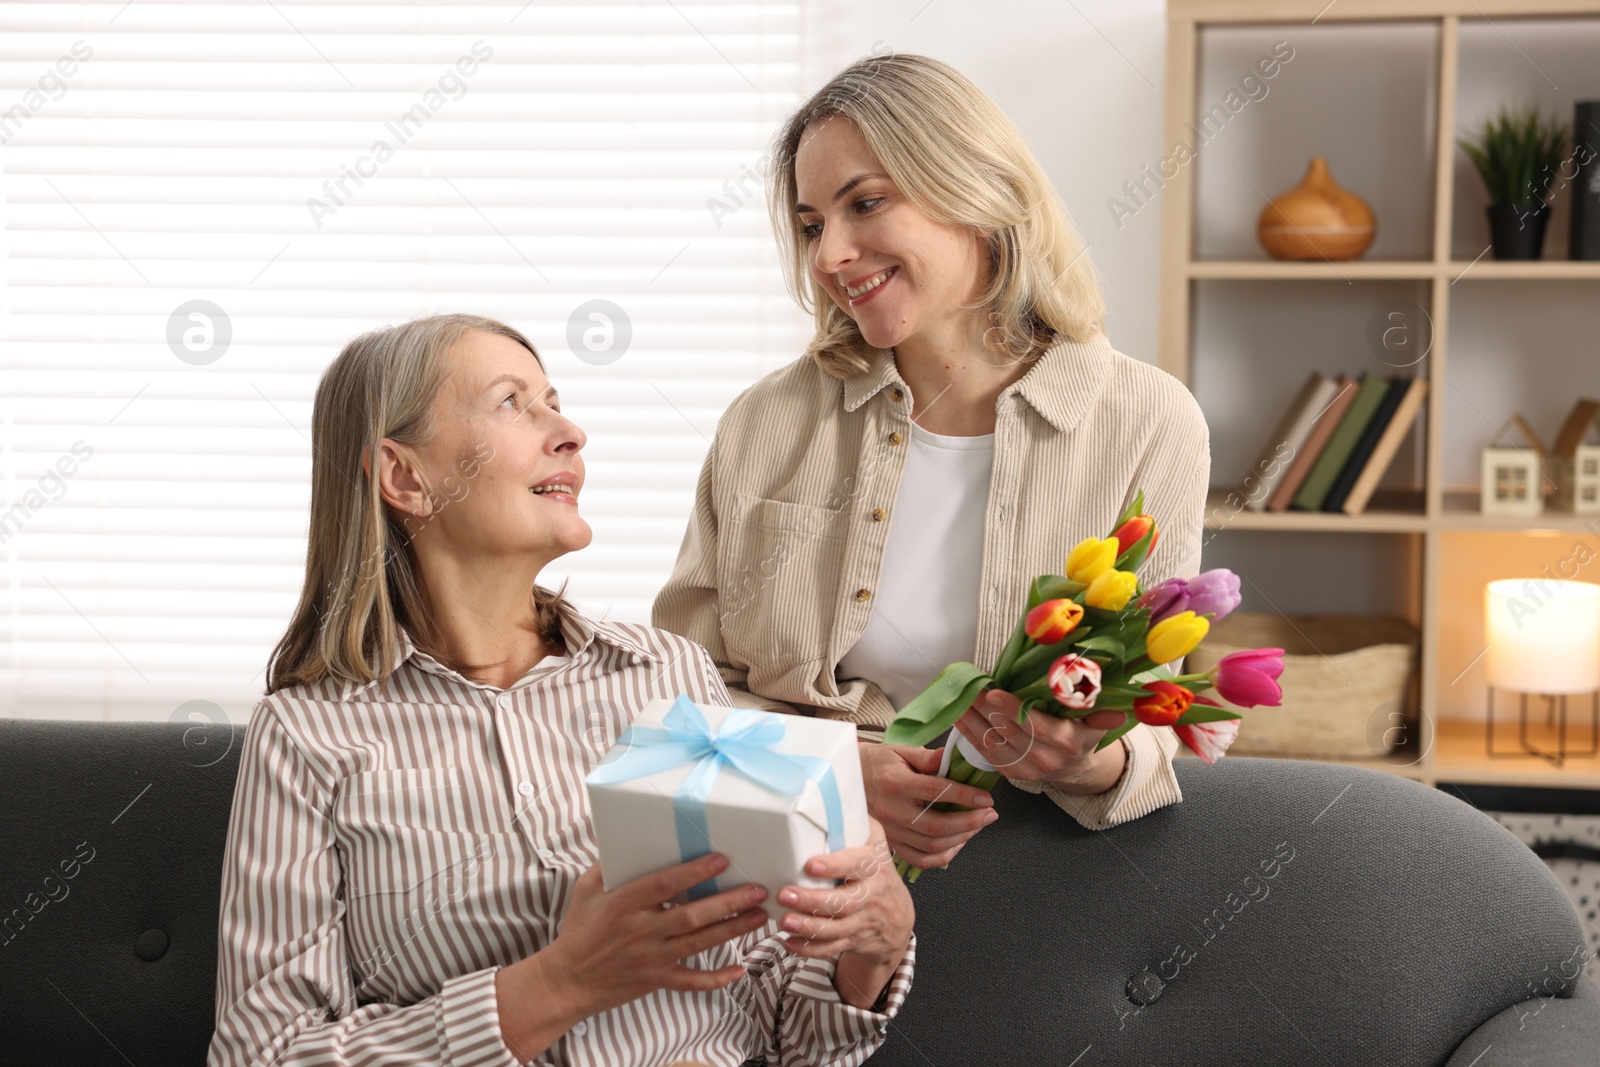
[1209,648,1285,708]
[1174,717,1241,764]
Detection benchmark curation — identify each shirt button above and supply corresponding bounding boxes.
[855,588,872,602]
[517,781,535,796]
[630,654,644,666]
[496,693,513,710]
[871,507,886,522]
[891,388,904,402]
[887,431,903,446]
[572,1020,589,1037]
[536,847,555,862]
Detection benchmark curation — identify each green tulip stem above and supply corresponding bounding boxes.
[894,739,1005,884]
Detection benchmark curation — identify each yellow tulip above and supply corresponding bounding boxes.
[1146,610,1210,664]
[1084,569,1139,611]
[1065,536,1119,584]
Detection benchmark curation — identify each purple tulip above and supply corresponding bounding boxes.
[1209,648,1285,708]
[1137,578,1191,623]
[1185,569,1242,622]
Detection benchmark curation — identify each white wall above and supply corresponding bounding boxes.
[802,0,1172,367]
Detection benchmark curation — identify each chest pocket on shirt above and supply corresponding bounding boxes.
[717,494,846,671]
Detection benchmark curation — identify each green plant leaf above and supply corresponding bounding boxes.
[1093,711,1138,751]
[1174,705,1244,725]
[992,612,1030,683]
[882,663,994,748]
[1016,693,1051,723]
[1028,574,1087,610]
[1073,634,1127,661]
[1005,627,1097,683]
[1113,488,1145,530]
[1458,101,1572,205]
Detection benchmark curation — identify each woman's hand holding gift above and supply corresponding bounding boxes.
[497,852,772,1054]
[857,740,996,869]
[776,815,915,1010]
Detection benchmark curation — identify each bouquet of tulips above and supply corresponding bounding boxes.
[881,490,1286,881]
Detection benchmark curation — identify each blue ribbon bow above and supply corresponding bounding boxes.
[587,695,845,900]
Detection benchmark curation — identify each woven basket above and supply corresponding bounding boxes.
[1180,612,1418,759]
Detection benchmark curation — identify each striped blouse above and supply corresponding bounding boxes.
[208,604,915,1067]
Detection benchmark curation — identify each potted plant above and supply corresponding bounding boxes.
[1458,103,1571,260]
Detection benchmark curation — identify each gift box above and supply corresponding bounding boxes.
[584,695,869,922]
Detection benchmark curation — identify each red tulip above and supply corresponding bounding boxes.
[1024,598,1085,644]
[1114,514,1159,556]
[1047,653,1103,710]
[1133,680,1193,726]
[1208,648,1285,708]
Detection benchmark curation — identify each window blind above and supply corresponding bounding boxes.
[0,2,810,721]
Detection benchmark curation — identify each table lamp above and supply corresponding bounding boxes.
[1484,578,1600,766]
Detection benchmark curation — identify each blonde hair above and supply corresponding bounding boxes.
[768,52,1107,378]
[267,313,565,695]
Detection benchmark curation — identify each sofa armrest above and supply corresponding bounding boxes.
[1446,973,1600,1066]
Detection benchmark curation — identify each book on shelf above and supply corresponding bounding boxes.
[1338,377,1428,515]
[1266,375,1357,512]
[1291,372,1390,511]
[1323,375,1410,513]
[1241,371,1340,512]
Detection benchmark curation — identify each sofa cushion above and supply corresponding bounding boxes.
[866,756,1588,1067]
[0,718,242,1067]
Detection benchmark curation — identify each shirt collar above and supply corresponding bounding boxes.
[338,598,662,700]
[838,332,1116,436]
[1006,332,1117,435]
[840,347,905,413]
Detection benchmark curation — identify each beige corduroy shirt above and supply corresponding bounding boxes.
[652,331,1211,831]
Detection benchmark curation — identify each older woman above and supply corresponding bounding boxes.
[654,54,1210,872]
[208,314,914,1067]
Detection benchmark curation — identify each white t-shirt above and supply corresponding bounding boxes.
[836,422,995,710]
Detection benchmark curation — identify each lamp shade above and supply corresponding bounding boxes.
[1484,579,1600,695]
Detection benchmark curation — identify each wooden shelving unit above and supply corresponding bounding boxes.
[1163,0,1600,792]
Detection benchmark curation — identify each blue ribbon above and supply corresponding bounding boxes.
[586,695,846,900]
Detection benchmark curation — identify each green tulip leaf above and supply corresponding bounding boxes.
[992,614,1030,682]
[1093,710,1138,751]
[1174,705,1243,725]
[1113,488,1145,530]
[1006,628,1095,684]
[1073,634,1126,661]
[882,663,994,748]
[1028,574,1087,610]
[1016,693,1050,724]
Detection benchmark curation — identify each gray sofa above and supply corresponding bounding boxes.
[2,717,1597,1066]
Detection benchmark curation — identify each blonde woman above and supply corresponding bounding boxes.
[653,55,1210,872]
[208,315,914,1067]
